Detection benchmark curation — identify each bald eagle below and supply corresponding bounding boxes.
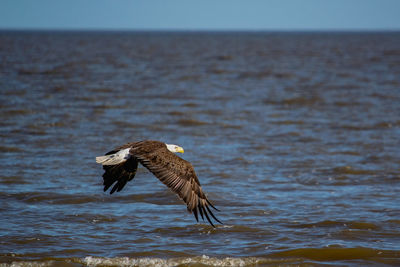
[95,140,222,227]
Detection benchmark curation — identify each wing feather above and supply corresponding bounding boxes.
[131,141,221,227]
[101,146,139,194]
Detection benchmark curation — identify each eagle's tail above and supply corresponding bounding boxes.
[95,148,131,165]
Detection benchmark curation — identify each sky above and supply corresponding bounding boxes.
[1,0,400,31]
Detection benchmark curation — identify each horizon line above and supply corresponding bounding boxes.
[1,27,400,33]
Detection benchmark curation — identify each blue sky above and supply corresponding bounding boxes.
[1,0,400,31]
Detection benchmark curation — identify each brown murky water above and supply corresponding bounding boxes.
[1,31,400,266]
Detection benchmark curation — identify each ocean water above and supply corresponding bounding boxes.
[0,31,400,266]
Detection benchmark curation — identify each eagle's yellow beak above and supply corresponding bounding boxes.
[177,146,184,153]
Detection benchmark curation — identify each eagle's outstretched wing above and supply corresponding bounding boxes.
[131,141,221,227]
[100,143,138,194]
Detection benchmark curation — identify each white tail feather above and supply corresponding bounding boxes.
[95,148,131,165]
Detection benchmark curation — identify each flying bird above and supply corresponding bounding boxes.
[95,140,222,227]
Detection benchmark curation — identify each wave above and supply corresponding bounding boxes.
[83,255,269,267]
[0,255,300,267]
[2,248,400,267]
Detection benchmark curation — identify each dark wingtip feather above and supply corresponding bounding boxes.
[193,207,199,222]
[203,208,216,228]
[206,199,220,211]
[206,205,223,224]
[110,183,119,194]
[198,202,205,221]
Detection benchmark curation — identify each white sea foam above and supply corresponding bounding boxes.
[82,255,268,267]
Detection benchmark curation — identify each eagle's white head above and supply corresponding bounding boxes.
[166,144,184,153]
